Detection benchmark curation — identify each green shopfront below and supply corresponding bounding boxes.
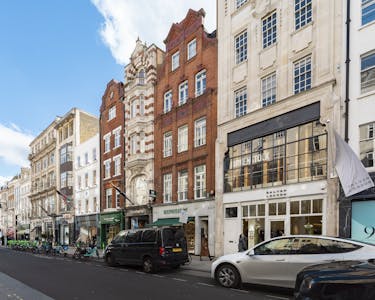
[99,211,124,248]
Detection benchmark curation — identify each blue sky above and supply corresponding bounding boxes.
[0,0,216,185]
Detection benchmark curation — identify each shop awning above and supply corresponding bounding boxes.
[149,217,194,227]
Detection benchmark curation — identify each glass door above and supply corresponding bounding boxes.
[269,219,285,239]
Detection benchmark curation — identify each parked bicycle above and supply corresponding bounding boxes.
[73,243,99,260]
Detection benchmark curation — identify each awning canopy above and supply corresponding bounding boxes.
[149,217,194,227]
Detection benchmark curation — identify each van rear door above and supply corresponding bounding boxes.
[161,227,188,262]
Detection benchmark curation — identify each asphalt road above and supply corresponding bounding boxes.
[0,247,293,300]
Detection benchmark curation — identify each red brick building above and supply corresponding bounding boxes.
[99,79,126,247]
[153,9,217,255]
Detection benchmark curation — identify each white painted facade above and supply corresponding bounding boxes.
[216,0,343,255]
[74,134,100,216]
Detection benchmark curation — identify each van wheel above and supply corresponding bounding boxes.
[215,264,241,288]
[143,257,154,273]
[106,254,117,267]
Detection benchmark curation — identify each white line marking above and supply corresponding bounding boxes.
[152,274,164,278]
[265,295,290,300]
[197,282,214,287]
[136,271,145,275]
[172,278,187,282]
[230,288,248,293]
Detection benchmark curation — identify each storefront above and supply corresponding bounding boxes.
[56,214,74,245]
[16,224,30,240]
[75,214,99,244]
[125,206,152,229]
[223,181,326,254]
[99,211,124,248]
[152,199,215,256]
[339,172,375,244]
[222,103,331,254]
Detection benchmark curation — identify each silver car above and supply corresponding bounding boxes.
[211,235,375,289]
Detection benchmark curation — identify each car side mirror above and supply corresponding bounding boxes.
[247,249,255,256]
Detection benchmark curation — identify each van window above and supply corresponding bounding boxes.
[162,228,186,247]
[125,231,142,243]
[112,231,126,244]
[141,230,156,243]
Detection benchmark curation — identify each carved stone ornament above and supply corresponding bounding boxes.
[250,0,272,18]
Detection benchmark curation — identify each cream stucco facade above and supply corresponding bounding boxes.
[215,0,343,255]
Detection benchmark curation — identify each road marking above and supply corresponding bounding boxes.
[136,271,145,275]
[172,278,187,282]
[152,274,164,278]
[230,288,248,294]
[266,296,290,300]
[197,282,214,287]
[120,269,128,272]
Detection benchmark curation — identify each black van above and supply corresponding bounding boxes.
[104,226,189,273]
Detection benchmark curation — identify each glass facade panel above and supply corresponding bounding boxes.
[224,120,326,192]
[291,201,300,214]
[249,205,256,217]
[269,203,277,215]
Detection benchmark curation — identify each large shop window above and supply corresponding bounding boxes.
[290,199,323,235]
[224,120,327,192]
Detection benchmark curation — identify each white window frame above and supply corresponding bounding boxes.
[104,134,111,153]
[178,125,188,153]
[114,155,121,176]
[194,117,206,147]
[178,170,188,201]
[187,39,196,60]
[294,56,312,94]
[195,70,206,97]
[179,81,188,105]
[164,90,172,113]
[362,0,375,25]
[361,51,375,94]
[234,87,247,117]
[104,159,111,179]
[108,106,116,121]
[295,0,312,30]
[106,188,112,209]
[261,72,276,107]
[113,127,121,149]
[163,132,173,157]
[163,173,172,203]
[236,0,248,9]
[194,165,206,200]
[262,12,277,49]
[130,99,137,118]
[172,51,180,71]
[235,30,247,64]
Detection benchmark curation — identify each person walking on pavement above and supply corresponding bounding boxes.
[238,233,248,252]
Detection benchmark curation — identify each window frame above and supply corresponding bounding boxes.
[261,72,277,107]
[179,81,189,105]
[235,30,248,65]
[164,90,172,113]
[187,39,197,60]
[178,170,188,201]
[172,51,180,71]
[360,51,375,94]
[294,56,312,94]
[195,70,207,97]
[163,131,173,157]
[194,117,206,148]
[234,87,247,118]
[362,0,375,25]
[295,0,312,30]
[262,11,277,49]
[178,125,188,153]
[108,106,116,121]
[194,164,206,200]
[163,173,172,203]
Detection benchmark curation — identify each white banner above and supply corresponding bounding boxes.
[179,209,188,224]
[334,130,374,197]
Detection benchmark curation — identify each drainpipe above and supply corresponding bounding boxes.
[344,0,351,143]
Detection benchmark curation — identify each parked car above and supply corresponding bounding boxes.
[104,226,188,273]
[294,259,375,300]
[211,235,375,289]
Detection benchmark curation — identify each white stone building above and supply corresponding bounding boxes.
[123,39,164,227]
[74,133,100,241]
[216,0,343,255]
[338,0,375,244]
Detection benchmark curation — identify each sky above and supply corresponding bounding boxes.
[0,0,216,186]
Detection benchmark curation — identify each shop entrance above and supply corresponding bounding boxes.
[268,218,285,239]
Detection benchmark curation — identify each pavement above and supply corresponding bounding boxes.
[66,247,213,273]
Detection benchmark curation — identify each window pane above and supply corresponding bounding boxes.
[258,204,265,216]
[225,207,238,218]
[242,206,248,217]
[313,199,323,213]
[249,205,256,216]
[278,202,286,215]
[291,201,299,214]
[269,203,277,215]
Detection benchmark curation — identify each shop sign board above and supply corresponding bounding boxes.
[352,200,375,245]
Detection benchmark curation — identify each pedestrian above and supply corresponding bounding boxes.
[0,229,3,246]
[200,234,213,261]
[238,233,248,252]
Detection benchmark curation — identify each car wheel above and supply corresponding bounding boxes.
[106,254,117,267]
[143,257,154,273]
[215,264,241,288]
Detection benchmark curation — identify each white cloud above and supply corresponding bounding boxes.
[0,123,34,171]
[91,0,216,65]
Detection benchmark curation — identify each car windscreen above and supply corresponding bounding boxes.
[162,227,186,248]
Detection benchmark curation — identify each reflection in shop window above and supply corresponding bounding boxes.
[225,207,238,218]
[224,120,327,192]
